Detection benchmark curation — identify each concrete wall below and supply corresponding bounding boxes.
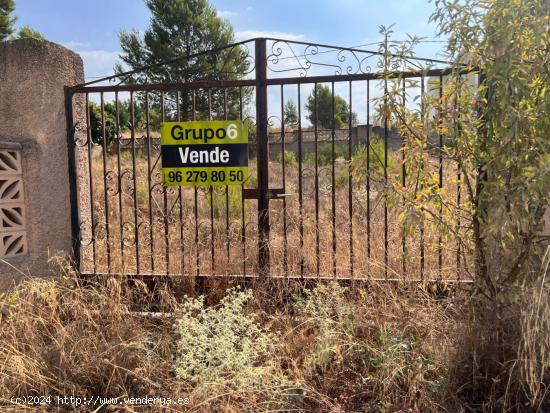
[267,125,402,159]
[0,38,84,289]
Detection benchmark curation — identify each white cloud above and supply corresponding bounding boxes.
[61,40,121,81]
[77,50,121,81]
[235,30,305,42]
[62,40,92,50]
[217,10,238,18]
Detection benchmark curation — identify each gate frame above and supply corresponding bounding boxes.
[65,38,474,280]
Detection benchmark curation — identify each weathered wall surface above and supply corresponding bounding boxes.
[0,38,83,289]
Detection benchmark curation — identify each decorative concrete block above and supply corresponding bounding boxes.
[0,38,84,288]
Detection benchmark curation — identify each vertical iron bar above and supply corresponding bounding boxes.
[239,87,246,276]
[145,91,155,272]
[420,76,425,281]
[208,88,215,274]
[383,33,389,281]
[384,74,389,280]
[314,83,320,277]
[161,92,169,274]
[194,184,199,276]
[100,92,112,274]
[192,90,200,276]
[456,75,462,280]
[130,91,140,273]
[348,81,354,277]
[331,82,337,277]
[64,88,80,271]
[115,92,125,273]
[85,93,96,273]
[177,91,185,274]
[224,89,230,275]
[297,85,304,278]
[366,80,371,266]
[255,38,271,278]
[438,75,444,278]
[402,79,407,277]
[280,85,288,276]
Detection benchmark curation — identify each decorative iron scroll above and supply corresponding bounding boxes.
[73,37,452,91]
[0,148,28,257]
[265,38,445,78]
[266,40,379,77]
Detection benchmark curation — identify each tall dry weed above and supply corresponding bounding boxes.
[447,247,550,412]
[0,265,176,411]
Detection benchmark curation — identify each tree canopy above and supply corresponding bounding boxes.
[1,1,45,41]
[305,84,357,129]
[0,0,15,40]
[283,100,298,125]
[118,0,247,83]
[16,25,44,40]
[378,1,549,408]
[117,0,250,119]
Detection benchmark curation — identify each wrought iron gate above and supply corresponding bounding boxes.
[66,38,474,280]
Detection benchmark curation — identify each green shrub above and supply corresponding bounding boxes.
[275,149,298,169]
[303,152,316,165]
[303,144,349,166]
[319,143,348,165]
[295,283,357,370]
[135,182,149,206]
[335,168,350,190]
[208,185,243,218]
[175,288,276,397]
[351,134,395,180]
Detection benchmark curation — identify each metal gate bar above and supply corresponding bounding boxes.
[66,37,476,281]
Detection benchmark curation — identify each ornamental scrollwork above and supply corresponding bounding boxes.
[267,40,378,78]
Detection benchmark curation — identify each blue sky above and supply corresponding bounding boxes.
[13,0,447,82]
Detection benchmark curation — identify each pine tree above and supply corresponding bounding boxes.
[283,100,298,125]
[0,0,16,41]
[117,0,250,120]
[305,84,357,129]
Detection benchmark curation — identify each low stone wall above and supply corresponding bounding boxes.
[267,125,402,158]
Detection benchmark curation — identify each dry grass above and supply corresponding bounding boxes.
[446,247,550,412]
[0,265,179,412]
[0,258,471,412]
[1,258,548,412]
[80,143,470,281]
[1,130,543,412]
[252,280,463,412]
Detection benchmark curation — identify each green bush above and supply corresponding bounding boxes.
[303,144,349,166]
[175,289,276,397]
[319,144,348,165]
[351,134,395,180]
[208,185,243,218]
[275,149,298,170]
[295,283,357,370]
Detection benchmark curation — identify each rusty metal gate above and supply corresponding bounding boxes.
[66,38,474,281]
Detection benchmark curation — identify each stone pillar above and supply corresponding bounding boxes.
[0,38,84,289]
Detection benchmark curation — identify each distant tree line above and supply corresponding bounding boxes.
[88,100,162,145]
[283,85,358,130]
